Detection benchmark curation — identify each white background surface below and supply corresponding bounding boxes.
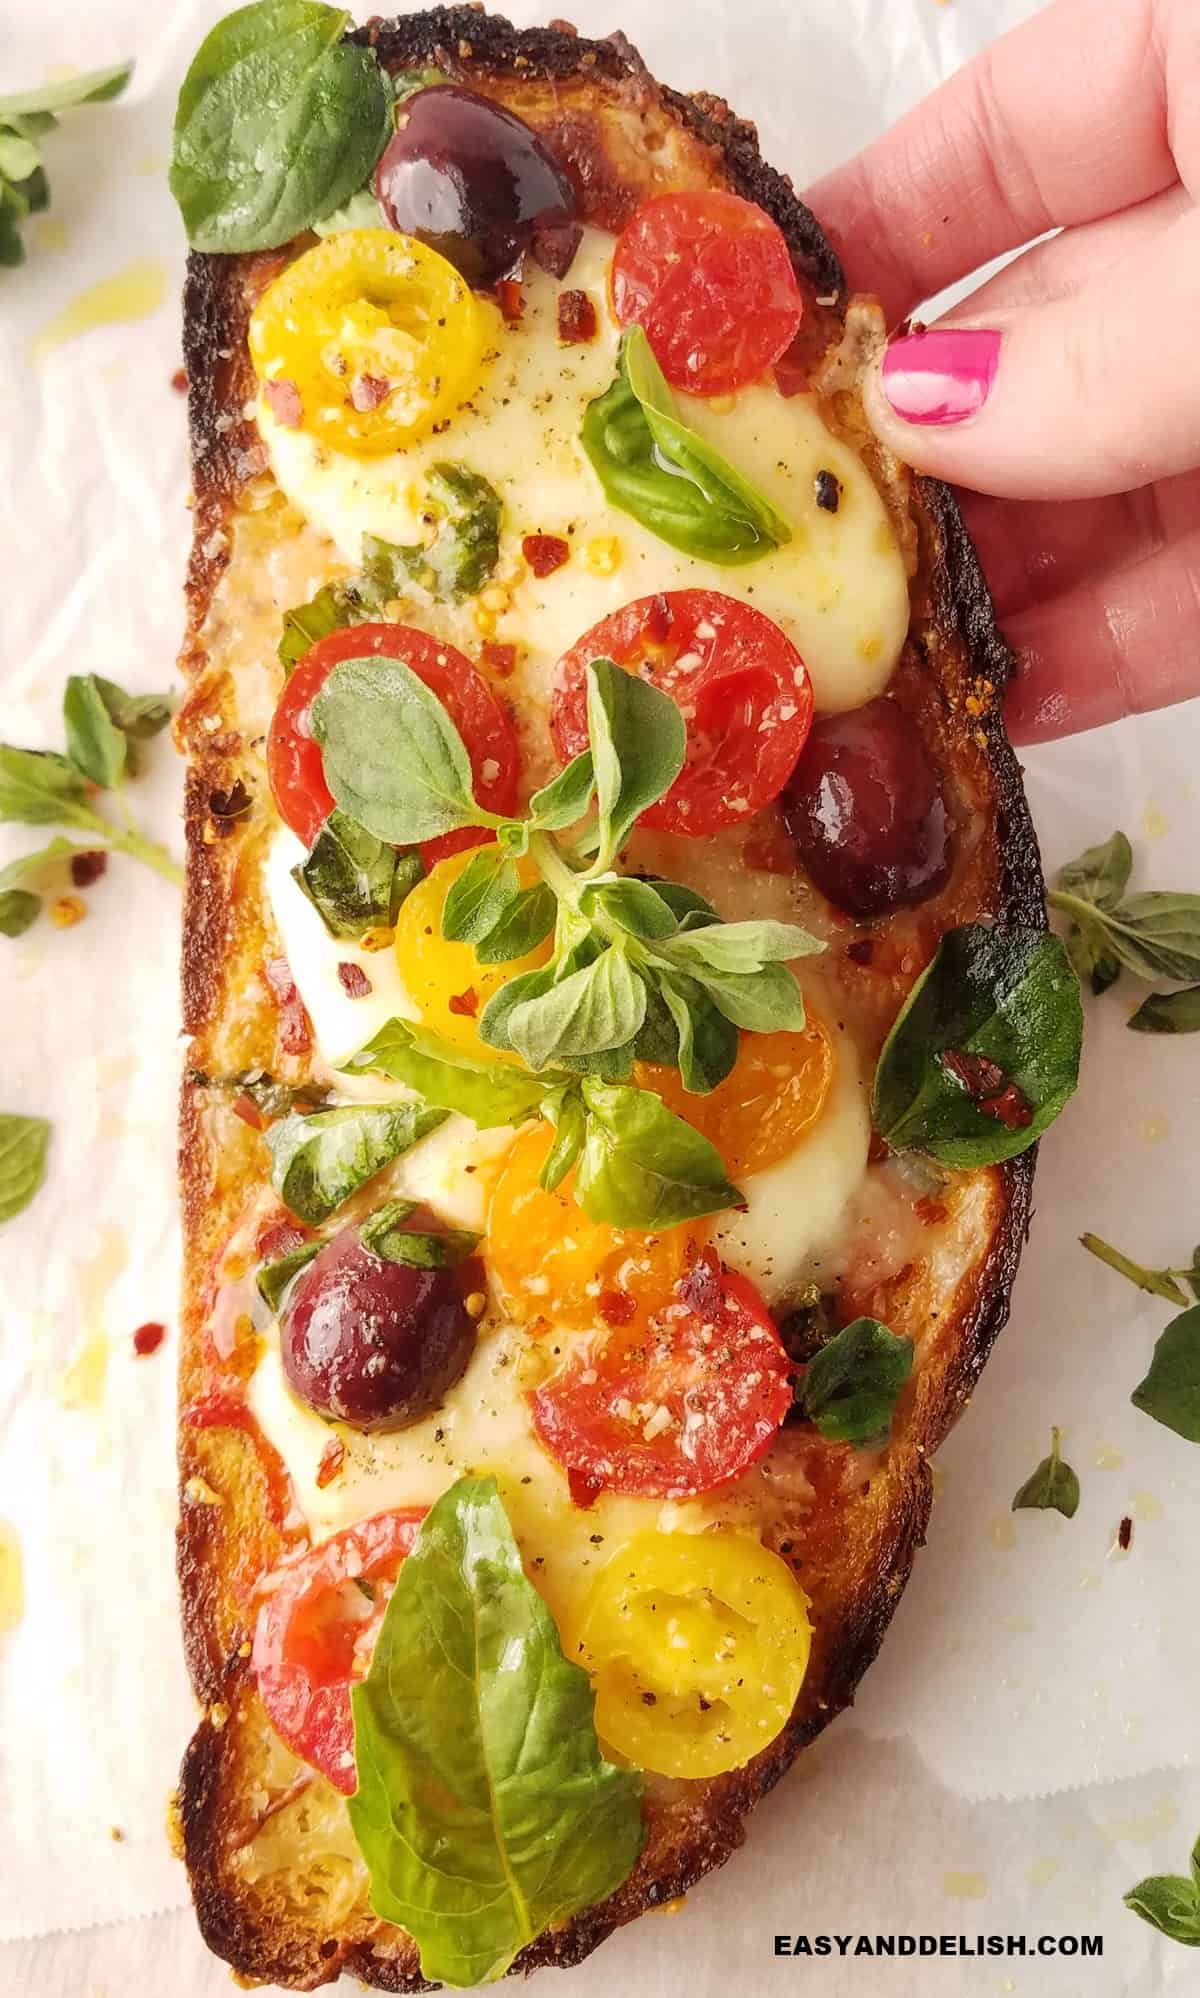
[2,0,1200,1993]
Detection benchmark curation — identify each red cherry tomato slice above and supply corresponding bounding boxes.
[551,589,813,836]
[266,624,522,866]
[530,1250,792,1501]
[252,1508,425,1794]
[610,190,803,396]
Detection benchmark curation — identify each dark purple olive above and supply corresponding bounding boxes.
[781,696,951,919]
[374,85,576,287]
[280,1222,482,1432]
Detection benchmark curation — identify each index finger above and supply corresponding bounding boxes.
[804,0,1178,320]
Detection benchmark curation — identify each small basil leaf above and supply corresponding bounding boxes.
[686,961,809,1033]
[663,917,824,974]
[1131,1305,1200,1444]
[0,1111,51,1224]
[278,580,358,672]
[293,810,422,940]
[88,677,173,740]
[345,1018,557,1128]
[170,1,390,253]
[582,876,678,941]
[506,946,647,1071]
[256,1238,320,1313]
[1010,1426,1080,1519]
[586,658,685,869]
[360,1199,480,1268]
[0,61,132,118]
[800,1317,913,1446]
[0,890,40,937]
[473,883,557,965]
[1124,1865,1200,1947]
[1129,986,1200,1034]
[440,845,518,945]
[871,926,1083,1168]
[539,1090,587,1192]
[582,326,791,565]
[348,1477,644,1987]
[267,1100,446,1225]
[311,653,484,844]
[1080,1231,1195,1308]
[527,752,595,833]
[0,745,90,825]
[374,463,502,603]
[63,675,127,788]
[574,1079,741,1229]
[658,972,739,1094]
[1056,831,1133,911]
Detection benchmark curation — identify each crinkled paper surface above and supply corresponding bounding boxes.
[2,0,1199,1991]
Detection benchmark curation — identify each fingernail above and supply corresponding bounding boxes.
[880,328,1001,426]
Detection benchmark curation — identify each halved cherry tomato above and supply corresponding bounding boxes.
[267,624,522,866]
[530,1248,792,1500]
[252,1508,425,1794]
[550,589,812,836]
[610,191,803,397]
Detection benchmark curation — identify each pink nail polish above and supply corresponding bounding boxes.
[880,328,1001,426]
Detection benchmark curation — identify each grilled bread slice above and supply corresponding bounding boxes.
[174,8,1045,1988]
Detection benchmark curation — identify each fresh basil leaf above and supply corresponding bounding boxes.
[348,1476,643,1987]
[1131,1306,1200,1444]
[1011,1426,1080,1519]
[440,845,518,945]
[256,1238,320,1313]
[527,753,595,833]
[268,1100,446,1225]
[0,1111,50,1224]
[539,1090,587,1192]
[0,61,133,118]
[506,945,647,1071]
[871,926,1083,1168]
[88,677,174,740]
[278,580,358,672]
[574,1079,741,1228]
[684,960,809,1033]
[293,810,422,941]
[586,658,685,870]
[582,327,791,564]
[1080,1231,1200,1308]
[658,972,739,1093]
[1056,831,1132,911]
[0,890,39,937]
[63,675,127,788]
[800,1317,913,1446]
[583,876,678,941]
[664,917,823,974]
[360,1198,480,1268]
[311,653,484,844]
[312,185,388,234]
[377,464,502,603]
[473,884,557,965]
[1124,1840,1200,1947]
[170,1,390,252]
[1129,986,1200,1034]
[0,745,90,825]
[345,1018,557,1128]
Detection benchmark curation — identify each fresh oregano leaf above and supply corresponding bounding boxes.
[1124,1837,1200,1947]
[1080,1232,1200,1308]
[657,972,739,1093]
[679,960,809,1034]
[582,876,679,941]
[526,752,595,833]
[311,653,486,845]
[0,890,40,937]
[472,884,557,964]
[505,945,647,1071]
[267,1100,446,1224]
[1011,1426,1080,1518]
[799,1317,913,1446]
[63,675,128,788]
[0,1112,51,1224]
[1131,1306,1200,1444]
[440,845,519,946]
[1129,986,1200,1034]
[586,659,685,871]
[1056,831,1133,910]
[0,746,90,825]
[663,917,823,974]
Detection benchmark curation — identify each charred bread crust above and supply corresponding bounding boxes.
[176,10,1046,1987]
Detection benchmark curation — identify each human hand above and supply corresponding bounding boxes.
[805,0,1200,744]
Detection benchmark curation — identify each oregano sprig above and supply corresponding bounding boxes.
[1050,830,1200,1004]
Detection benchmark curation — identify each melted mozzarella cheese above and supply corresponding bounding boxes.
[259,228,909,719]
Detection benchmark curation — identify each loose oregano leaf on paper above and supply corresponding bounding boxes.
[1050,830,1200,990]
[267,1100,447,1225]
[1080,1232,1200,1308]
[1124,1835,1200,1948]
[348,1476,644,1988]
[871,925,1083,1168]
[0,1112,51,1224]
[0,60,132,269]
[798,1318,914,1447]
[1129,986,1200,1035]
[1130,1306,1200,1444]
[1011,1426,1080,1519]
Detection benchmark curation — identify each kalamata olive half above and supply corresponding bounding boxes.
[781,696,951,919]
[374,85,576,287]
[280,1220,482,1432]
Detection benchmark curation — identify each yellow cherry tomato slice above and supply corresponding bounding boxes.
[637,1019,834,1178]
[249,230,493,455]
[574,1530,811,1779]
[393,849,553,1053]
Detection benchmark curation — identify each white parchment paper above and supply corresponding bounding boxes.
[2,0,1200,1991]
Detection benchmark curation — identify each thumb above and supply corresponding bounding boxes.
[861,207,1200,502]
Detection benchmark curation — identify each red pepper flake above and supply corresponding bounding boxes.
[914,1195,949,1226]
[522,533,571,578]
[350,373,392,412]
[868,1130,890,1165]
[567,1465,603,1509]
[644,592,674,645]
[940,1049,1032,1129]
[263,378,304,429]
[232,1092,267,1133]
[598,1289,637,1328]
[133,1321,166,1357]
[557,288,598,344]
[980,1082,1034,1131]
[315,1437,347,1489]
[744,828,794,875]
[170,367,189,395]
[1118,1515,1133,1552]
[480,640,518,679]
[263,955,313,1056]
[337,962,373,999]
[70,849,108,889]
[497,276,524,323]
[448,986,479,1018]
